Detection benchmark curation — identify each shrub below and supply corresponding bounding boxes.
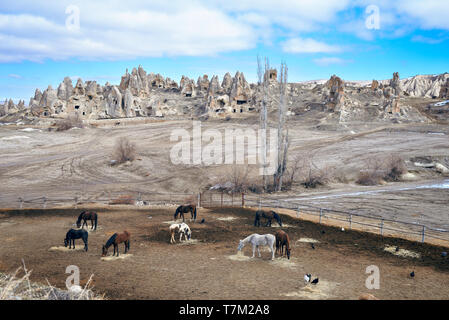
[109,195,135,205]
[356,154,407,185]
[55,113,84,131]
[384,154,407,181]
[112,137,136,164]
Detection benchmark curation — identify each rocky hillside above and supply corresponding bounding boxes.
[1,67,448,124]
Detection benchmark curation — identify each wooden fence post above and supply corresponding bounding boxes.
[421,226,426,243]
[349,214,352,230]
[74,196,78,209]
[241,193,245,207]
[43,196,47,209]
[221,192,223,207]
[296,207,300,218]
[198,193,201,208]
[258,195,261,210]
[380,219,384,236]
[319,209,323,224]
[231,193,234,207]
[18,197,23,209]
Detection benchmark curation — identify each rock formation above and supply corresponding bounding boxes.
[383,72,401,114]
[1,66,445,124]
[325,75,345,112]
[439,78,449,99]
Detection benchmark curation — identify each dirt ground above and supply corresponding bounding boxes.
[0,117,448,228]
[1,206,448,300]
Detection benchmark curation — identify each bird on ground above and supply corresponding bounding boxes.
[304,274,311,283]
[311,278,319,285]
[311,243,315,250]
[200,218,205,224]
[410,271,415,278]
[395,246,400,252]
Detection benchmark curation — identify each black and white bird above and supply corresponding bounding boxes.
[311,278,319,285]
[304,274,311,283]
[410,271,415,278]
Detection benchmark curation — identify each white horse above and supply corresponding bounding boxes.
[237,233,276,260]
[169,222,191,244]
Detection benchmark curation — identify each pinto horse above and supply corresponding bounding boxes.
[275,230,291,259]
[254,210,282,227]
[174,205,197,222]
[64,228,88,251]
[102,231,131,257]
[76,211,98,230]
[169,223,191,244]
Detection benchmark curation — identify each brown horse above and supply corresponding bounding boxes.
[254,210,282,227]
[76,211,98,230]
[275,230,291,259]
[102,231,131,257]
[174,204,197,222]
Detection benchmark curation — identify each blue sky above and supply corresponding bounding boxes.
[1,0,449,103]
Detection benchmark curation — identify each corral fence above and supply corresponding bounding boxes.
[8,190,449,246]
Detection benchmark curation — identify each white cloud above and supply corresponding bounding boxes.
[0,2,257,62]
[281,37,342,53]
[0,0,449,62]
[8,74,22,79]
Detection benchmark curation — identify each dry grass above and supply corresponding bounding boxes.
[356,154,407,186]
[112,137,136,165]
[0,262,102,300]
[55,113,84,132]
[209,165,263,194]
[293,155,334,189]
[109,194,135,205]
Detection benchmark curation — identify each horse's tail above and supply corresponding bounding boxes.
[174,207,180,220]
[193,206,197,221]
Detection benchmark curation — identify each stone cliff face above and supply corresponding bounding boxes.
[0,67,447,123]
[1,66,258,120]
[401,73,449,98]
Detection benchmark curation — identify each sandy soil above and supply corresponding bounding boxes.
[0,118,448,227]
[0,207,448,300]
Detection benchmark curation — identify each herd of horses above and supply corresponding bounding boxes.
[64,211,130,257]
[64,206,291,260]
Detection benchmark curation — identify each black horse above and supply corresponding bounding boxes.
[64,229,88,251]
[174,205,197,222]
[76,211,98,230]
[254,210,283,227]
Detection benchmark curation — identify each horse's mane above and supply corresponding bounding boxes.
[105,233,117,248]
[76,211,85,222]
[242,233,259,243]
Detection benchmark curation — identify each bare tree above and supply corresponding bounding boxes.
[273,62,289,191]
[112,137,136,164]
[257,56,270,191]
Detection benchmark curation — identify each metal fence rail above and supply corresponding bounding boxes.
[6,190,449,246]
